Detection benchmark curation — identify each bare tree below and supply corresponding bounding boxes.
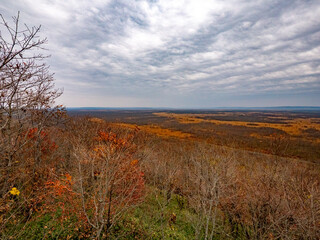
[0,15,65,229]
[73,124,145,239]
[0,12,63,189]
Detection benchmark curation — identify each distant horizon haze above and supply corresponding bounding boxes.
[66,106,320,111]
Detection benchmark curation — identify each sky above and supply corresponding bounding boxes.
[1,0,320,108]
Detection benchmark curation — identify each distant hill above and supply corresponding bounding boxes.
[67,106,320,111]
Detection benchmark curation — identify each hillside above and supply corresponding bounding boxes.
[2,113,319,239]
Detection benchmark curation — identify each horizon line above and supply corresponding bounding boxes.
[66,106,320,110]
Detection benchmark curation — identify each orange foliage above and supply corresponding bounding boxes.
[92,130,145,204]
[113,123,193,139]
[25,127,58,154]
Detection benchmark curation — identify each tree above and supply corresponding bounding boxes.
[0,13,67,227]
[0,12,64,194]
[74,126,145,239]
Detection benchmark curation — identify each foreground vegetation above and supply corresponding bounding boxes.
[1,13,319,239]
[1,116,320,239]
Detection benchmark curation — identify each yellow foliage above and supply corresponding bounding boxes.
[130,159,139,166]
[89,118,105,123]
[9,187,20,196]
[154,112,320,136]
[112,123,193,139]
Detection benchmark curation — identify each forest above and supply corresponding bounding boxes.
[1,14,320,240]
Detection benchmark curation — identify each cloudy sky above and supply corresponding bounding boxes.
[1,0,320,108]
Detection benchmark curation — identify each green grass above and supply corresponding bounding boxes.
[2,186,199,240]
[110,186,197,239]
[2,209,83,240]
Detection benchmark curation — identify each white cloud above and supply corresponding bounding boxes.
[1,0,320,107]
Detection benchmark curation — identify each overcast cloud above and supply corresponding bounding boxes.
[1,0,320,107]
